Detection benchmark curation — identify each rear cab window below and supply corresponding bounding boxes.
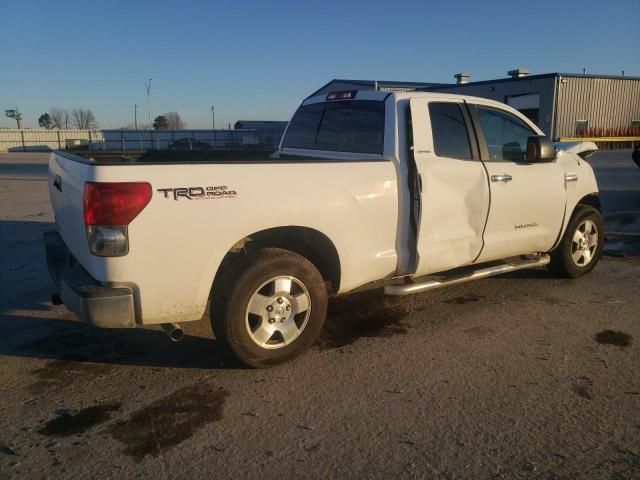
[282,100,385,155]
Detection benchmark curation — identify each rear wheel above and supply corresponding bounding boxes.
[211,248,327,368]
[550,205,604,278]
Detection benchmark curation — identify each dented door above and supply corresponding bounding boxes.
[409,98,490,276]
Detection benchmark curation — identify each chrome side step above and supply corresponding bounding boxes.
[384,254,551,296]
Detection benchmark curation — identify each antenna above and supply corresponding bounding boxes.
[144,77,152,129]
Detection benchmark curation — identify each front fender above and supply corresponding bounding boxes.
[550,150,600,250]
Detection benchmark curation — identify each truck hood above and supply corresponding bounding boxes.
[554,141,598,159]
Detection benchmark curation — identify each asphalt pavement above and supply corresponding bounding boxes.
[0,150,638,479]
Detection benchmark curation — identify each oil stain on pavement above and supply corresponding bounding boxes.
[108,384,229,460]
[571,376,594,400]
[572,384,593,400]
[463,325,494,338]
[594,330,633,347]
[20,325,145,364]
[39,403,121,437]
[317,288,410,349]
[444,293,485,305]
[29,360,113,393]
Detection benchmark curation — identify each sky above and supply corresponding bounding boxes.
[1,0,639,129]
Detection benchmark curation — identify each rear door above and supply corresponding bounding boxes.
[409,98,490,275]
[469,103,566,261]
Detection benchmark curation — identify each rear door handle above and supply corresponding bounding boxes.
[53,175,62,192]
[491,174,512,183]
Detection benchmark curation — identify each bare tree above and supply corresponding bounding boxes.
[50,108,70,129]
[71,109,98,130]
[163,112,186,129]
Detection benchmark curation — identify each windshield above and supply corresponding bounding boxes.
[282,100,385,154]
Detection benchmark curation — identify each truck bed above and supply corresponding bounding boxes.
[47,148,399,325]
[58,149,278,165]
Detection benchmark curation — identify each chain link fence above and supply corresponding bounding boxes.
[0,128,285,153]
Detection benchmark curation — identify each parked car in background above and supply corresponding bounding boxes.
[167,137,213,150]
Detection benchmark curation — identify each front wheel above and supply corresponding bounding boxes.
[211,248,327,368]
[549,205,604,278]
[632,145,640,168]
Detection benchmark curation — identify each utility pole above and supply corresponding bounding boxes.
[210,105,215,130]
[144,77,152,129]
[134,104,138,130]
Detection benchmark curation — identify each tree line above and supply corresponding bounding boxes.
[152,112,185,130]
[37,109,186,130]
[38,109,97,130]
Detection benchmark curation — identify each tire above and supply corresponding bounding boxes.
[211,248,327,368]
[632,146,640,168]
[549,205,604,278]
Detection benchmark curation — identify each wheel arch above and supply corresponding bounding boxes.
[576,192,602,212]
[212,226,342,296]
[549,194,604,278]
[551,192,602,251]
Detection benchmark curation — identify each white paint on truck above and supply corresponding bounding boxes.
[47,90,601,337]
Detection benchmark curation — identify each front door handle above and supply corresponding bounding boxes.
[491,174,512,183]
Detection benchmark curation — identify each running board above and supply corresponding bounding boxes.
[384,254,551,296]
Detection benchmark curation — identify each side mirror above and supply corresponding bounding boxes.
[526,136,556,163]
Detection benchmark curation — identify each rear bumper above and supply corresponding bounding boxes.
[44,231,136,328]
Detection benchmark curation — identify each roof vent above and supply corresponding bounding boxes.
[508,68,530,79]
[454,73,470,85]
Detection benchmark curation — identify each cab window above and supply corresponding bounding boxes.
[476,106,535,162]
[283,100,385,155]
[428,102,472,160]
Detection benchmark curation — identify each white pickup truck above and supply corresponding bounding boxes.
[46,90,603,367]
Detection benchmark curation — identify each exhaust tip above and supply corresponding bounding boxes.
[161,323,184,342]
[170,328,184,342]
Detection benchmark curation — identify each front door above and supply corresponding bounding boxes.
[470,103,566,262]
[410,98,490,276]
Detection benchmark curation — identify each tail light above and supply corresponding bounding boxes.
[83,182,152,256]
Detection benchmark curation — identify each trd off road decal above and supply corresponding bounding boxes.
[157,186,237,201]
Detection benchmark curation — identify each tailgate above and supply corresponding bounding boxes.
[48,152,93,264]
